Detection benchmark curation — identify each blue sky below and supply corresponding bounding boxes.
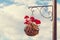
[0,0,14,5]
[0,0,24,7]
[57,0,60,4]
[0,0,60,6]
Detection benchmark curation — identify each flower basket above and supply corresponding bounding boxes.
[24,15,41,36]
[24,23,39,36]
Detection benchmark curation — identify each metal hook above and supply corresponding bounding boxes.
[28,5,53,21]
[29,8,34,16]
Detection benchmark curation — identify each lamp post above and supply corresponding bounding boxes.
[53,0,57,40]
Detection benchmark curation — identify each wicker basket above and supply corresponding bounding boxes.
[24,23,39,36]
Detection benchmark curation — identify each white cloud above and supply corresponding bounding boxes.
[57,20,60,40]
[57,3,60,40]
[57,4,60,18]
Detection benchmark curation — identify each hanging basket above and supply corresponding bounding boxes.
[24,23,39,36]
[24,15,41,36]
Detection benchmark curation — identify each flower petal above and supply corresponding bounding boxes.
[34,19,41,24]
[24,15,29,19]
[24,21,28,24]
[30,16,35,22]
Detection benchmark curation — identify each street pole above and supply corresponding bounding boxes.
[53,0,57,40]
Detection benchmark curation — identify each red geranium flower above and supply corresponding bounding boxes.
[30,16,35,22]
[24,20,30,24]
[24,21,28,24]
[24,15,41,25]
[24,15,29,19]
[24,20,29,24]
[34,19,41,24]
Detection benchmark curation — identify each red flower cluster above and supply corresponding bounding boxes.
[24,15,41,24]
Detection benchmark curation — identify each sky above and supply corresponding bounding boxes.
[0,0,60,40]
